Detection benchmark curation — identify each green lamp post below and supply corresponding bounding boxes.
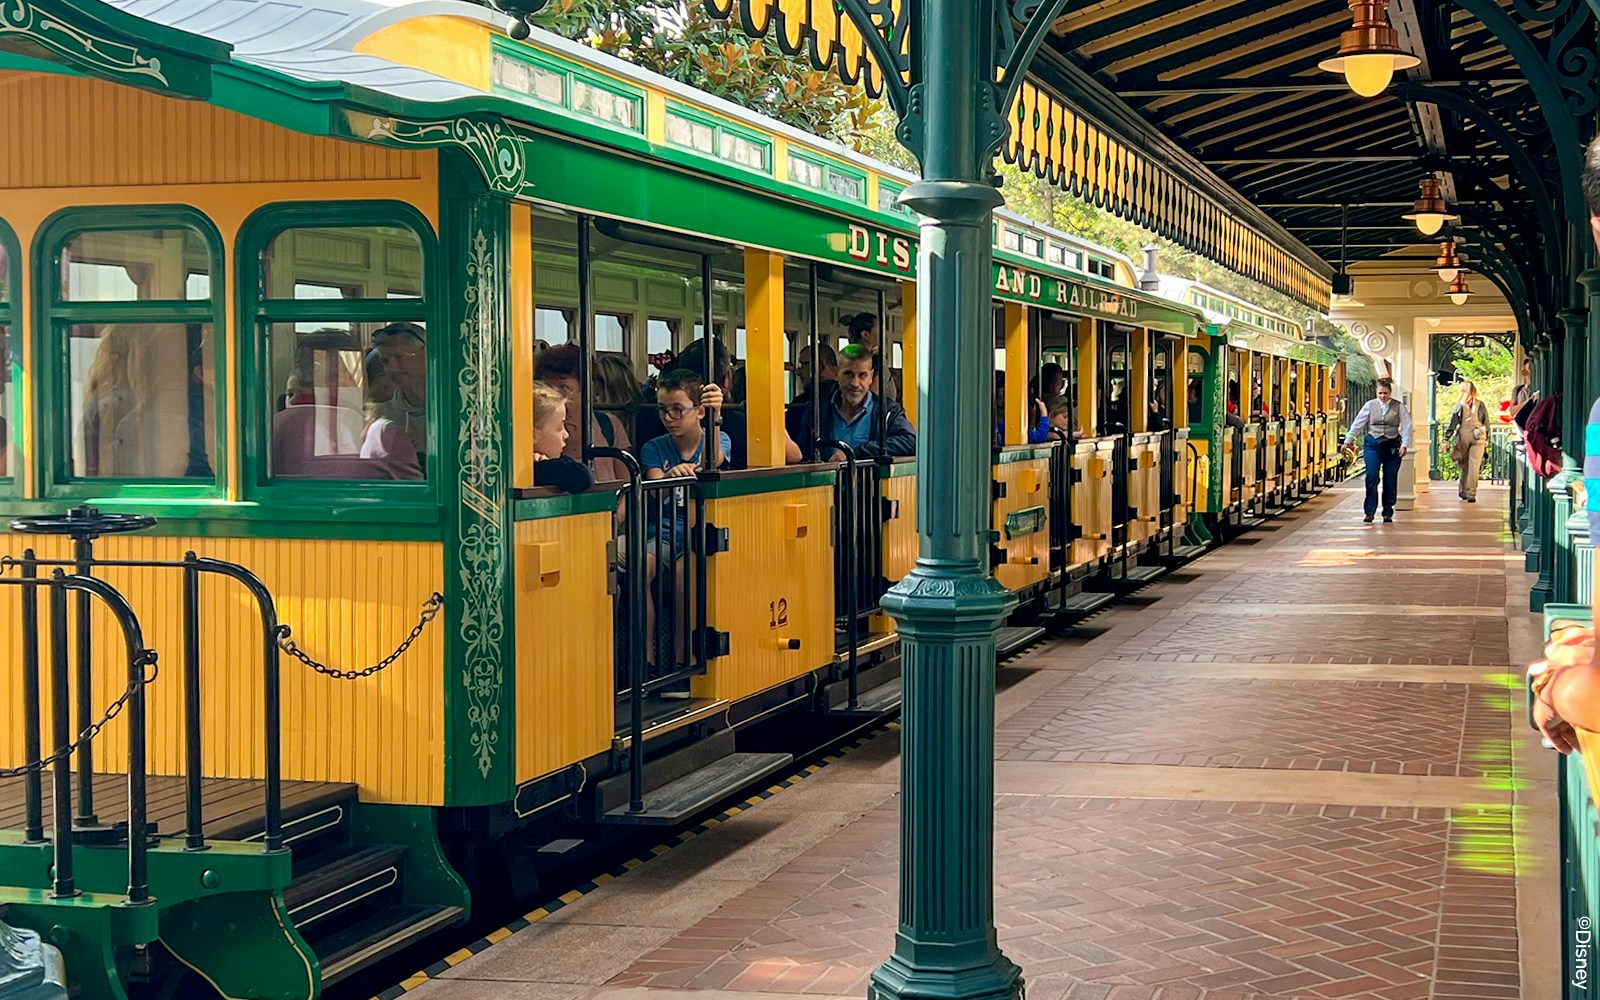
[705,2,1066,998]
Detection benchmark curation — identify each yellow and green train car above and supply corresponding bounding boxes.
[0,0,1344,996]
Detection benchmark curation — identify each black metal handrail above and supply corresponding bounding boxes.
[5,552,289,854]
[1156,430,1175,538]
[591,447,648,816]
[1046,437,1071,573]
[820,440,884,711]
[0,570,155,902]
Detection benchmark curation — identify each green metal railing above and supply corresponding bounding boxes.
[1429,424,1515,484]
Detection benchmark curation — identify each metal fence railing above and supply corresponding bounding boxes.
[1430,423,1515,484]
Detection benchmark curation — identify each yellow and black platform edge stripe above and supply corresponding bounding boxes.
[374,721,896,1000]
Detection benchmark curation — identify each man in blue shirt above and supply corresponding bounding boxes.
[789,343,916,461]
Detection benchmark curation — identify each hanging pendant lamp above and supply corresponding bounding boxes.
[1318,0,1421,97]
[1402,177,1460,237]
[1446,273,1473,306]
[1432,240,1462,284]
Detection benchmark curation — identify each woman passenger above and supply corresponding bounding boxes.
[1446,379,1489,503]
[593,352,643,444]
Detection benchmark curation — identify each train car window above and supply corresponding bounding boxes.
[40,214,222,487]
[0,221,14,485]
[595,313,629,354]
[536,307,572,347]
[251,216,432,484]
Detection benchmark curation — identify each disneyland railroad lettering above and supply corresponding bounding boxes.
[845,223,913,272]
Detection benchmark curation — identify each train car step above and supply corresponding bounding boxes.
[316,904,466,986]
[1169,544,1209,563]
[1045,590,1115,618]
[827,676,902,718]
[602,751,795,825]
[285,844,408,934]
[996,625,1048,658]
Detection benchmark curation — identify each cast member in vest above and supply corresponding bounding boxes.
[1342,377,1413,523]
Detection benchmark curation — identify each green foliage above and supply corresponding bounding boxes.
[532,0,886,146]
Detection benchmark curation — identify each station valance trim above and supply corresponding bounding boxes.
[701,0,1333,311]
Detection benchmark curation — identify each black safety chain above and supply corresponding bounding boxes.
[0,654,160,779]
[278,592,445,680]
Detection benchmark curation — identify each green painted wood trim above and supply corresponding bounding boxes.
[0,500,443,539]
[992,446,1057,465]
[235,200,444,512]
[440,158,516,806]
[0,217,17,499]
[700,469,837,498]
[514,489,619,519]
[882,460,918,479]
[0,0,227,99]
[32,204,230,503]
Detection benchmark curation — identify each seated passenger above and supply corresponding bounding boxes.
[1048,399,1079,440]
[273,371,403,480]
[649,337,746,469]
[787,342,838,442]
[532,381,594,494]
[372,323,429,472]
[642,369,729,487]
[534,343,633,483]
[789,343,916,462]
[992,372,1051,447]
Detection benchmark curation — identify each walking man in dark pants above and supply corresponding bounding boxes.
[1342,377,1413,523]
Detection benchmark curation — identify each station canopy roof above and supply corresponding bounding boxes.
[705,0,1594,322]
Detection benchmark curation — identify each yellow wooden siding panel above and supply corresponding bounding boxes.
[0,535,445,804]
[0,72,428,190]
[699,488,834,703]
[514,514,614,784]
[991,458,1050,592]
[882,474,917,583]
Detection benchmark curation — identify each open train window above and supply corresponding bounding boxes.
[0,219,15,488]
[240,203,436,498]
[35,208,224,497]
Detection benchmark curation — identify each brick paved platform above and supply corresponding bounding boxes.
[396,483,1555,1000]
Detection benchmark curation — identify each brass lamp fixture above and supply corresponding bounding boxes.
[1402,177,1460,236]
[1318,0,1421,97]
[1446,273,1473,306]
[1432,239,1462,284]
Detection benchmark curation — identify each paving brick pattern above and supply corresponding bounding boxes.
[1104,612,1510,665]
[617,797,1516,999]
[436,485,1530,1000]
[1195,572,1506,607]
[995,675,1509,775]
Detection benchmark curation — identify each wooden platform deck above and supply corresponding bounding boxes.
[0,772,356,842]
